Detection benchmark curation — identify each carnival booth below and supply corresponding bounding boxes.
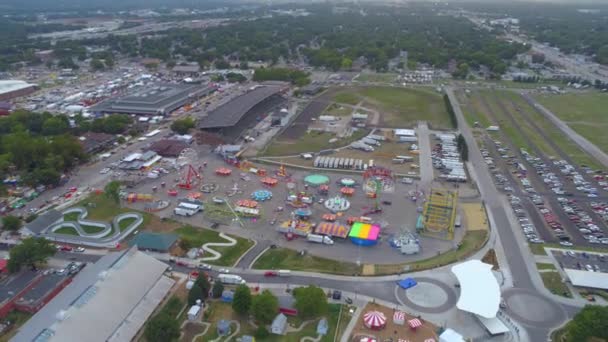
[393,311,406,325]
[340,178,356,187]
[315,222,350,239]
[363,311,386,330]
[126,193,153,203]
[322,213,337,222]
[318,184,329,195]
[340,187,355,196]
[349,222,380,246]
[237,199,259,208]
[408,318,423,331]
[261,177,278,187]
[215,167,232,176]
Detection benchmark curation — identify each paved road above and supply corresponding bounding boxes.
[446,87,577,341]
[521,93,608,169]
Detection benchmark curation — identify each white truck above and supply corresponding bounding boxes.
[218,274,246,285]
[174,207,198,216]
[307,234,334,245]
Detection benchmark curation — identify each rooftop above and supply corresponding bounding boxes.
[198,85,284,129]
[451,260,500,319]
[15,274,70,307]
[0,80,37,96]
[149,139,189,157]
[564,268,608,289]
[90,83,216,115]
[13,247,173,342]
[128,232,179,252]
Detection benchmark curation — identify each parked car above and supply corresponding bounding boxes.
[264,271,278,277]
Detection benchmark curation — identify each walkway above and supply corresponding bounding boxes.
[200,233,237,261]
[416,121,434,187]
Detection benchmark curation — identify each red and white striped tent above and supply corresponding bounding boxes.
[397,339,411,342]
[424,339,436,342]
[360,338,378,342]
[408,318,423,330]
[393,311,406,325]
[363,311,386,330]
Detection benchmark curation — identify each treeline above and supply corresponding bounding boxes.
[444,94,458,129]
[0,111,87,186]
[513,75,541,83]
[252,68,310,86]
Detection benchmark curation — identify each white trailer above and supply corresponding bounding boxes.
[174,207,198,216]
[307,234,334,245]
[218,274,246,285]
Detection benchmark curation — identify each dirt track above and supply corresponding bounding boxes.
[280,88,340,139]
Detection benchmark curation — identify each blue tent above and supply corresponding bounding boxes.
[397,278,417,289]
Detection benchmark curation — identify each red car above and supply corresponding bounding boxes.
[69,187,78,193]
[60,245,73,252]
[264,271,278,277]
[176,260,188,267]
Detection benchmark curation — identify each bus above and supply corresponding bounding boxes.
[454,215,462,228]
[145,129,162,138]
[178,202,203,212]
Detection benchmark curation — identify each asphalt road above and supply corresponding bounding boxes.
[446,87,576,341]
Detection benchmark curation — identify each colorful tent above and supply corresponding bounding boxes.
[237,199,259,208]
[319,184,329,193]
[348,222,381,246]
[315,222,350,238]
[322,214,337,222]
[363,311,386,330]
[304,174,330,186]
[408,318,423,330]
[340,178,356,187]
[340,187,355,196]
[393,311,406,325]
[261,177,278,186]
[215,167,232,176]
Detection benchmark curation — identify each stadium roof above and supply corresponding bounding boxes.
[564,268,608,289]
[0,80,37,95]
[90,83,216,115]
[13,247,174,342]
[198,85,283,129]
[451,260,500,319]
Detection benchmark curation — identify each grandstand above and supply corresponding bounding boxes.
[421,188,457,240]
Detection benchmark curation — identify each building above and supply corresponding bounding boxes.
[128,232,179,252]
[564,268,608,290]
[78,132,117,154]
[90,83,217,116]
[172,64,201,77]
[21,210,63,236]
[13,273,72,314]
[35,50,55,62]
[198,84,287,142]
[0,101,12,116]
[270,313,287,335]
[0,80,38,101]
[149,139,189,157]
[13,247,174,342]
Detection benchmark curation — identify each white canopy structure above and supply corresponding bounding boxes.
[564,269,608,289]
[439,328,465,342]
[451,260,500,318]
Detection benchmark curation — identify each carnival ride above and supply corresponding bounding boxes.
[251,189,273,202]
[324,196,351,212]
[178,164,201,190]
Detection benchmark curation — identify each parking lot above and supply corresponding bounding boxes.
[552,249,608,273]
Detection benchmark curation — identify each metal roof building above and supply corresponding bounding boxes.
[128,232,179,252]
[90,83,217,116]
[564,268,608,289]
[12,247,174,342]
[0,80,38,101]
[198,85,284,129]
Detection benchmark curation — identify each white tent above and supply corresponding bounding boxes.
[451,260,500,318]
[439,328,465,342]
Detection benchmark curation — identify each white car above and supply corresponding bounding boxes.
[559,241,574,247]
[100,168,111,174]
[74,247,86,253]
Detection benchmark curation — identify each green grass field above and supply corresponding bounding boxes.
[253,248,362,275]
[174,225,254,266]
[355,72,398,84]
[536,263,557,270]
[331,86,452,128]
[263,129,368,157]
[535,92,608,155]
[540,271,572,298]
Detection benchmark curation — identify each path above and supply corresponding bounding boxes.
[301,334,322,342]
[416,121,434,187]
[200,232,237,261]
[520,93,608,168]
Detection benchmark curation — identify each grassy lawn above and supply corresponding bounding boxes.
[63,212,80,222]
[118,217,137,231]
[462,91,492,129]
[198,301,343,342]
[375,230,488,275]
[536,263,557,270]
[324,103,353,117]
[535,92,608,154]
[531,243,608,255]
[540,271,572,298]
[173,226,254,267]
[253,248,362,275]
[477,91,529,151]
[0,311,32,342]
[263,129,368,157]
[331,86,452,129]
[53,226,78,235]
[355,72,398,84]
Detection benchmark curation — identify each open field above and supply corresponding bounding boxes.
[540,271,572,298]
[174,225,254,266]
[536,263,557,270]
[331,87,452,129]
[253,247,363,275]
[263,130,369,157]
[354,72,398,84]
[535,92,608,155]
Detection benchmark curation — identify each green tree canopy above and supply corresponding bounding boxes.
[2,215,22,232]
[293,285,328,318]
[170,117,195,135]
[8,237,56,272]
[212,281,224,299]
[251,290,279,324]
[194,276,211,299]
[144,313,180,342]
[188,284,204,306]
[232,284,252,315]
[564,305,608,342]
[104,181,121,204]
[90,58,105,71]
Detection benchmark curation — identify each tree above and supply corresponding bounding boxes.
[90,58,104,71]
[144,313,180,342]
[232,284,252,315]
[42,116,69,136]
[215,59,231,69]
[251,290,279,324]
[195,276,211,299]
[166,60,176,69]
[452,63,469,79]
[564,305,608,342]
[254,325,270,339]
[104,181,121,204]
[341,57,353,70]
[293,285,328,318]
[212,281,224,298]
[8,237,56,272]
[170,117,195,135]
[2,215,22,232]
[188,283,204,305]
